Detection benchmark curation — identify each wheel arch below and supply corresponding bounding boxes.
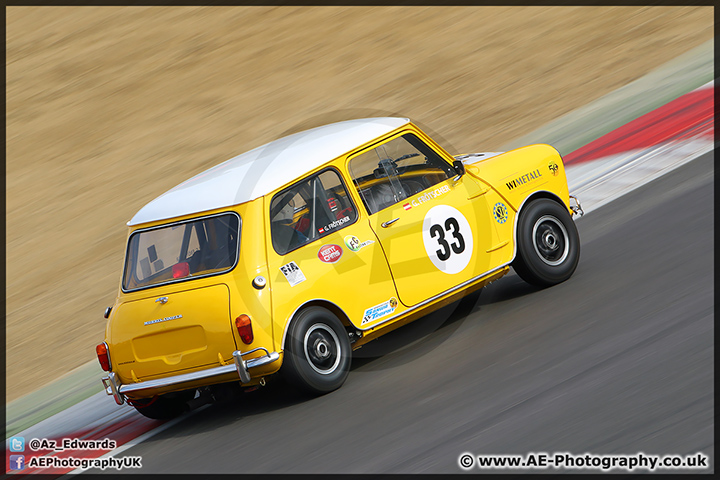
[510,190,570,263]
[280,299,353,352]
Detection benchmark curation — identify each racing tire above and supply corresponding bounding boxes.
[512,198,580,287]
[130,392,189,420]
[282,307,351,395]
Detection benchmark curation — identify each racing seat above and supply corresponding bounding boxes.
[271,200,308,253]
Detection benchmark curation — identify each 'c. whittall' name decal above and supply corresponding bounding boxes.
[506,169,542,190]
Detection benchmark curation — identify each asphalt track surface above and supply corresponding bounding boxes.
[88,152,713,474]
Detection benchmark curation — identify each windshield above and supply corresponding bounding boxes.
[122,213,240,291]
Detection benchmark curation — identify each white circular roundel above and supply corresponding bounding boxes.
[422,205,474,274]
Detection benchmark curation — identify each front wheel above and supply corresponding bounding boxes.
[512,198,580,287]
[282,307,351,395]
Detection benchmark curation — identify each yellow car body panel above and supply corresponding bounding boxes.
[347,127,497,308]
[464,144,571,213]
[100,118,576,403]
[107,199,279,394]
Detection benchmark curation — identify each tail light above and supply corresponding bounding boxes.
[96,342,111,371]
[235,314,253,344]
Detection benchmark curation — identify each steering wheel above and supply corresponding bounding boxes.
[391,153,420,175]
[401,179,425,196]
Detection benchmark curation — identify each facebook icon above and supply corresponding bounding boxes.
[9,455,25,470]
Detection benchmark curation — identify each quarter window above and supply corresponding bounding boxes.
[348,133,455,215]
[270,169,357,255]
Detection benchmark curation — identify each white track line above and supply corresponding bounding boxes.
[567,136,713,217]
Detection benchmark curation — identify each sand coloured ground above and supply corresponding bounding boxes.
[5,6,713,402]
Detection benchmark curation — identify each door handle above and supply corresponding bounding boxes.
[381,218,400,228]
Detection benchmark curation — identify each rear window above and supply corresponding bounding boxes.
[123,213,240,292]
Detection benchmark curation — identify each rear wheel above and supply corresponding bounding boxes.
[512,198,580,287]
[282,307,351,395]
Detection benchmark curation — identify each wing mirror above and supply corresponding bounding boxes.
[452,160,465,179]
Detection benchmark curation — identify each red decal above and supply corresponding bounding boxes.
[318,244,343,263]
[403,203,411,210]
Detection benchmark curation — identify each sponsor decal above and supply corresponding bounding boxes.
[279,261,306,287]
[318,215,351,234]
[548,160,559,176]
[144,314,183,326]
[344,235,375,252]
[493,202,508,224]
[318,244,343,263]
[409,184,451,208]
[362,297,398,325]
[506,169,542,190]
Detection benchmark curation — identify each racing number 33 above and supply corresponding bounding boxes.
[423,205,474,274]
[429,217,465,260]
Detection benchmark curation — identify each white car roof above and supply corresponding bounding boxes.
[128,117,410,226]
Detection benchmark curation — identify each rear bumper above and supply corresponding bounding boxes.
[101,348,280,405]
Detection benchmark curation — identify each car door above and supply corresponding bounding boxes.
[347,130,495,307]
[266,167,401,332]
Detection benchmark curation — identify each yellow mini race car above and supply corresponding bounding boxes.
[97,117,582,419]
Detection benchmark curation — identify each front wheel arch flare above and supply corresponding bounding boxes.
[510,190,571,263]
[517,191,570,217]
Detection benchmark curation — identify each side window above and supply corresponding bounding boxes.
[348,133,455,215]
[270,168,358,255]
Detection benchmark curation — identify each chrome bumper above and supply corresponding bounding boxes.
[101,348,280,405]
[569,195,584,217]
